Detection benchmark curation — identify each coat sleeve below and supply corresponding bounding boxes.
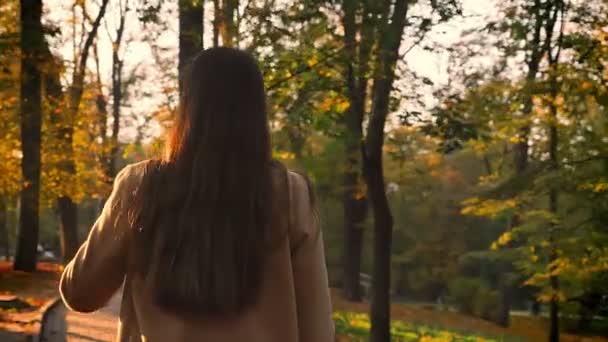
[288,172,335,342]
[59,164,138,313]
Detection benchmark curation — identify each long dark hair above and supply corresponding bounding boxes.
[129,47,275,316]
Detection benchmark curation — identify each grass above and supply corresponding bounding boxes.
[330,289,608,342]
[333,311,518,342]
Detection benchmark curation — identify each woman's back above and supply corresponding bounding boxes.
[60,161,334,342]
[59,48,334,342]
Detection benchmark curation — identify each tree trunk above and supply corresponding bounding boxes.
[341,0,362,301]
[0,197,9,260]
[548,132,559,342]
[58,196,78,262]
[212,0,220,47]
[93,43,109,183]
[547,53,561,342]
[342,108,368,302]
[285,126,306,159]
[531,299,541,316]
[109,3,128,179]
[202,0,205,49]
[547,96,559,342]
[342,173,367,301]
[364,1,408,341]
[42,38,74,260]
[496,270,514,326]
[576,294,597,332]
[14,0,43,272]
[179,0,203,95]
[494,0,546,325]
[365,158,393,342]
[56,143,78,263]
[58,0,110,263]
[221,0,238,47]
[284,85,312,159]
[340,0,372,302]
[545,3,564,339]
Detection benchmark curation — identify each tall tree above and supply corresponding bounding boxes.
[220,0,238,47]
[477,0,564,326]
[108,0,130,179]
[14,0,43,272]
[545,2,565,339]
[58,0,109,263]
[209,0,239,47]
[178,0,203,95]
[0,198,7,259]
[441,1,607,339]
[336,0,460,318]
[364,1,409,340]
[546,64,560,342]
[340,0,372,302]
[92,41,110,195]
[212,0,219,47]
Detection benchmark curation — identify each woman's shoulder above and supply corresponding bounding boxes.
[287,170,313,197]
[114,159,158,189]
[270,162,314,204]
[269,160,310,186]
[123,159,156,173]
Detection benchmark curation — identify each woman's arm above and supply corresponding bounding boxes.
[59,164,138,312]
[289,172,335,342]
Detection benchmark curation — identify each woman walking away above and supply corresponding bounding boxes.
[59,47,334,342]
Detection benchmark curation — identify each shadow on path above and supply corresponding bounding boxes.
[0,329,32,342]
[40,292,121,342]
[65,332,107,342]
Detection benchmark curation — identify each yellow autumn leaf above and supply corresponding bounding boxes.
[307,55,318,67]
[335,99,350,113]
[274,151,295,160]
[497,231,513,246]
[530,254,539,262]
[509,135,522,143]
[318,97,333,112]
[426,154,442,168]
[593,183,608,192]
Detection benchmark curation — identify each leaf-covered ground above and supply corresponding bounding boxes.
[0,261,61,310]
[0,262,61,337]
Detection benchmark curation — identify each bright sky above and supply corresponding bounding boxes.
[42,0,498,142]
[405,0,496,81]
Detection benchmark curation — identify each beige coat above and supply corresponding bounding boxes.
[60,161,334,342]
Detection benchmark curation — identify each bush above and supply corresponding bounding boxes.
[447,277,484,315]
[472,287,500,321]
[448,277,498,321]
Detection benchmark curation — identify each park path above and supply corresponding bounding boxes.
[65,292,121,342]
[42,291,121,342]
